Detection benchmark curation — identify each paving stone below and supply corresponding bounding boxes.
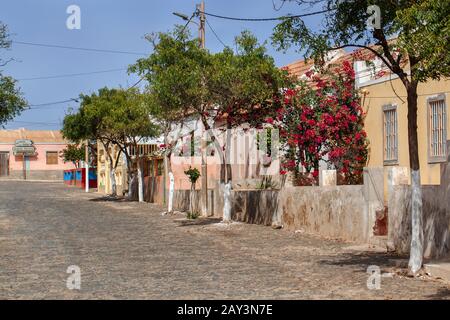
[0,181,448,299]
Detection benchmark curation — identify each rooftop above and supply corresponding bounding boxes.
[0,128,67,144]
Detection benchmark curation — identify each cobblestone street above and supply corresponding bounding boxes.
[0,181,448,299]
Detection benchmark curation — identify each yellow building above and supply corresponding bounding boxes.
[97,140,163,197]
[283,49,449,201]
[97,142,127,195]
[356,59,450,191]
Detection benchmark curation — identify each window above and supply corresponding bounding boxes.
[383,105,398,164]
[428,95,447,162]
[129,144,158,156]
[46,151,58,165]
[156,159,164,176]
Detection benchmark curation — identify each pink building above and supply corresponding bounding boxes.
[0,128,76,180]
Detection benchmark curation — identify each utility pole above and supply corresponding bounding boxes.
[197,0,206,49]
[174,1,209,216]
[85,140,89,193]
[197,0,209,217]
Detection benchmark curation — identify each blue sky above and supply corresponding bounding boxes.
[1,0,323,130]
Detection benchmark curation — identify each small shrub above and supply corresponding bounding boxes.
[184,166,200,185]
[256,176,279,190]
[186,211,200,220]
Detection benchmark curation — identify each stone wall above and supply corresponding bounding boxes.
[275,186,370,242]
[231,190,278,226]
[6,170,64,180]
[387,142,450,260]
[172,189,216,215]
[157,176,374,243]
[389,185,450,259]
[143,167,380,243]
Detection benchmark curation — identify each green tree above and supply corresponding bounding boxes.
[63,87,159,199]
[0,22,27,126]
[208,31,288,221]
[130,28,287,221]
[62,89,123,197]
[272,0,450,274]
[106,88,160,202]
[129,27,210,213]
[60,144,85,168]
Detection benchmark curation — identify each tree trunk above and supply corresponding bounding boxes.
[137,157,144,203]
[199,118,209,217]
[107,155,117,197]
[164,145,175,213]
[222,123,233,222]
[222,181,232,222]
[168,171,174,213]
[110,167,117,197]
[407,83,424,274]
[189,183,195,215]
[127,171,134,199]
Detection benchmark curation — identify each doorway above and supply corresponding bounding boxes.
[0,152,10,177]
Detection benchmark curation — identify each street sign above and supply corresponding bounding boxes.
[13,140,36,156]
[15,139,34,147]
[13,146,36,156]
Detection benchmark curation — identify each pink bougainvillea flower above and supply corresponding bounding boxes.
[265,117,274,124]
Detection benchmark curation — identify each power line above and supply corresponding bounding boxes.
[129,77,144,89]
[12,41,148,56]
[28,98,78,108]
[205,19,228,48]
[10,120,60,126]
[128,10,198,90]
[272,0,286,11]
[18,68,127,81]
[202,8,333,22]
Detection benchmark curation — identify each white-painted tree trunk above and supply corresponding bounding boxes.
[168,171,174,213]
[189,183,195,215]
[408,169,424,274]
[127,172,135,199]
[222,181,232,222]
[137,158,144,203]
[110,168,117,197]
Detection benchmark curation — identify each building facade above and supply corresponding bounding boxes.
[355,57,450,192]
[97,139,163,197]
[0,128,76,180]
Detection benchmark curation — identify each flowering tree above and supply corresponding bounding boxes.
[274,61,368,185]
[273,0,449,276]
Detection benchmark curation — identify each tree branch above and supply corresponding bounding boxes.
[372,29,410,87]
[330,44,393,73]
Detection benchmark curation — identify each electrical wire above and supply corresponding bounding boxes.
[9,120,60,126]
[12,41,148,56]
[129,10,199,89]
[205,19,228,48]
[202,8,333,22]
[28,98,78,108]
[18,68,127,81]
[272,0,286,11]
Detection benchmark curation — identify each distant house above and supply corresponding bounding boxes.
[0,128,76,180]
[96,138,163,197]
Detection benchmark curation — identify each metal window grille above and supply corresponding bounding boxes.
[383,106,398,162]
[429,97,447,159]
